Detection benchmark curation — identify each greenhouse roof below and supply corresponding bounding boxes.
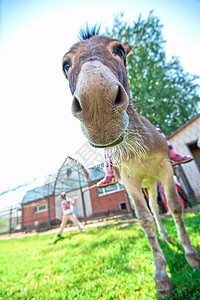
[21,182,54,204]
[21,160,104,205]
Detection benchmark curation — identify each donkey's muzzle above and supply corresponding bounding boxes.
[71,60,129,146]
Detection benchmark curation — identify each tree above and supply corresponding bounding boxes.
[107,11,200,136]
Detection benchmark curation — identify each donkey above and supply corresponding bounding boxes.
[62,27,200,298]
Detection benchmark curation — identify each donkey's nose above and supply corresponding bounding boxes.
[71,60,129,120]
[72,83,128,119]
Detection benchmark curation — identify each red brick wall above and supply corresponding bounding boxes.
[89,186,130,214]
[23,196,55,227]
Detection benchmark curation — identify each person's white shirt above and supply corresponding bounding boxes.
[61,198,74,215]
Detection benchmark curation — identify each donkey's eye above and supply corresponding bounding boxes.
[113,46,125,60]
[63,61,72,76]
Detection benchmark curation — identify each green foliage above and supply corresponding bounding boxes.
[0,211,200,299]
[107,11,200,136]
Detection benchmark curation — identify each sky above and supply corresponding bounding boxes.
[0,0,200,209]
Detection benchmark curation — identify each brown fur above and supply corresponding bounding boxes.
[63,33,200,298]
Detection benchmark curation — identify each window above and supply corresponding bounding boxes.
[105,184,118,193]
[34,204,47,214]
[98,183,124,196]
[119,202,127,210]
[98,188,104,195]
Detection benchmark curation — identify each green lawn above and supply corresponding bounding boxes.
[0,211,200,300]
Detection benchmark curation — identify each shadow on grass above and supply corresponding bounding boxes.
[53,236,66,244]
[85,217,138,235]
[53,212,200,299]
[88,223,144,250]
[53,230,83,244]
[159,214,200,300]
[160,242,200,299]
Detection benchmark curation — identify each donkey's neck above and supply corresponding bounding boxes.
[110,105,168,168]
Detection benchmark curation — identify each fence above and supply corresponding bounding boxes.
[0,204,22,234]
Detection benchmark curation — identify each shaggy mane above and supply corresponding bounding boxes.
[79,24,101,40]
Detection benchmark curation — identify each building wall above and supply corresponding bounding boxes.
[82,188,93,217]
[23,196,55,229]
[89,186,130,214]
[168,116,200,200]
[68,189,92,218]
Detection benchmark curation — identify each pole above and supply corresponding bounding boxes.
[77,164,87,225]
[80,186,87,225]
[21,204,24,232]
[9,208,12,234]
[47,183,51,229]
[47,197,50,228]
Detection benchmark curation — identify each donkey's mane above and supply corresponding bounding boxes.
[79,24,101,40]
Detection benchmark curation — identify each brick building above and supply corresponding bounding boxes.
[21,158,130,231]
[21,182,56,231]
[88,165,131,216]
[168,114,200,201]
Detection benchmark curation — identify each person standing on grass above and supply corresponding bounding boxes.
[56,192,84,238]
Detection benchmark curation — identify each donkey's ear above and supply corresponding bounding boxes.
[123,42,133,57]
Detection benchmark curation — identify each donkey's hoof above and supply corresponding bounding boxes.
[186,252,200,268]
[154,277,172,299]
[155,277,172,299]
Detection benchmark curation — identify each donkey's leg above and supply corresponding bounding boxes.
[123,177,172,298]
[162,164,200,269]
[148,185,172,243]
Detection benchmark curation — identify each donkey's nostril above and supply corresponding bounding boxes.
[114,87,121,106]
[114,85,129,111]
[72,96,82,115]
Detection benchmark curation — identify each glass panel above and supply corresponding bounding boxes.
[98,188,104,196]
[119,183,124,190]
[105,184,118,193]
[39,205,46,211]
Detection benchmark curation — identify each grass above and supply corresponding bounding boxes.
[0,211,200,300]
[188,200,200,208]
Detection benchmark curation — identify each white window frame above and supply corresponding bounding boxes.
[34,204,47,214]
[98,183,124,196]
